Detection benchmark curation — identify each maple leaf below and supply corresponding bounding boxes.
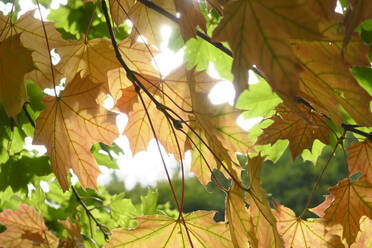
[59,217,84,248]
[292,27,372,126]
[0,34,34,118]
[174,0,207,41]
[244,155,283,248]
[256,103,330,160]
[117,64,217,159]
[187,92,254,186]
[0,10,64,89]
[309,0,338,19]
[33,75,118,191]
[127,0,176,47]
[273,202,344,248]
[343,0,372,49]
[351,216,372,248]
[108,38,160,104]
[212,0,323,99]
[226,184,258,248]
[55,36,120,90]
[347,140,372,183]
[105,211,233,247]
[0,204,59,248]
[109,0,135,25]
[312,176,372,245]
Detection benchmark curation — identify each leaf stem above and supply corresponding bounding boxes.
[71,185,111,240]
[298,133,344,219]
[84,0,99,43]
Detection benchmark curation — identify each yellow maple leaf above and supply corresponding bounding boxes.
[105,211,233,247]
[33,75,118,191]
[0,204,59,248]
[127,0,176,47]
[0,34,34,118]
[226,184,258,248]
[212,0,323,99]
[109,0,135,25]
[273,202,344,248]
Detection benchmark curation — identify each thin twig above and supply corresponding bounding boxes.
[22,102,35,128]
[71,185,111,240]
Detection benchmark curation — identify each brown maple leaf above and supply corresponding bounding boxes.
[312,176,372,246]
[33,75,118,191]
[293,24,372,127]
[0,204,59,248]
[174,0,207,41]
[105,211,233,247]
[212,0,323,99]
[347,140,372,183]
[343,0,372,49]
[0,34,34,118]
[58,217,84,248]
[0,10,65,89]
[273,202,344,248]
[256,103,330,160]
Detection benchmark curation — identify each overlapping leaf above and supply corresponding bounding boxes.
[256,103,330,160]
[105,211,233,247]
[293,28,372,126]
[0,34,34,118]
[174,0,207,41]
[312,176,372,245]
[33,75,118,191]
[55,36,120,89]
[58,217,84,248]
[117,64,217,159]
[273,202,344,248]
[127,0,176,47]
[244,155,283,248]
[347,140,372,182]
[343,0,372,49]
[0,10,65,89]
[187,93,254,186]
[109,0,135,25]
[0,204,59,248]
[212,0,323,99]
[226,184,258,248]
[351,216,372,248]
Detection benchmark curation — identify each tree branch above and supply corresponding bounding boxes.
[71,185,111,240]
[342,123,372,142]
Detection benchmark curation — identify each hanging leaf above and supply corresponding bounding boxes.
[347,140,372,183]
[33,75,118,191]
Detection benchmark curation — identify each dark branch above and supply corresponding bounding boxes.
[71,185,111,240]
[342,124,372,142]
[22,102,35,128]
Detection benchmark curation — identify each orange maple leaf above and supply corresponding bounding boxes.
[105,211,233,247]
[351,216,372,248]
[256,103,330,160]
[312,176,372,245]
[0,204,59,248]
[0,10,64,89]
[0,34,34,118]
[212,0,323,99]
[273,202,344,248]
[347,140,372,183]
[33,75,118,191]
[58,217,84,248]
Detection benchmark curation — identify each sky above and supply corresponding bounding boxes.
[0,0,344,190]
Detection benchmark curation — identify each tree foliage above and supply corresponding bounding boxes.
[0,0,371,247]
